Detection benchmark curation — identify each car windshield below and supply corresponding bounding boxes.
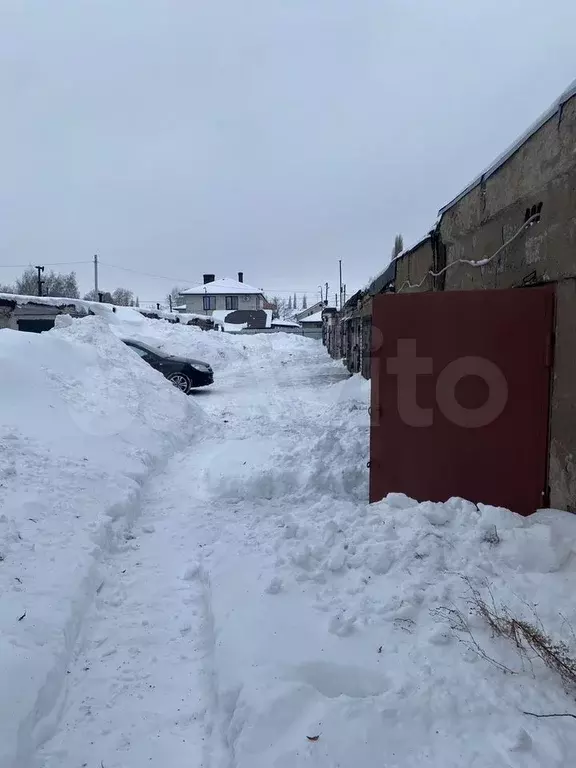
[124,339,162,356]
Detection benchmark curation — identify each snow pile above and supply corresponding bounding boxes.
[180,361,576,768]
[102,307,322,376]
[11,318,576,768]
[0,317,202,767]
[206,494,576,767]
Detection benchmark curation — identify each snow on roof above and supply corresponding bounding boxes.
[180,277,264,296]
[0,292,224,327]
[439,77,576,216]
[0,292,99,314]
[271,318,301,327]
[299,310,324,323]
[293,301,325,321]
[137,307,224,327]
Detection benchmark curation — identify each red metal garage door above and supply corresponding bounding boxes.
[370,285,555,516]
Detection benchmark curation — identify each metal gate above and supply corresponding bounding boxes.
[370,285,555,516]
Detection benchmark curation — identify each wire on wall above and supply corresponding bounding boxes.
[396,213,541,293]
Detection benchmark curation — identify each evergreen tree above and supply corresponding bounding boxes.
[391,233,404,261]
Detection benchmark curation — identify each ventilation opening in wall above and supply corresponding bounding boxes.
[525,202,543,223]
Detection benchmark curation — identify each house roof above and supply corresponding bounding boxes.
[180,277,264,296]
[271,318,300,327]
[439,77,576,216]
[300,310,324,323]
[294,301,325,321]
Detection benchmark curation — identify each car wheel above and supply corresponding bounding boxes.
[166,372,192,394]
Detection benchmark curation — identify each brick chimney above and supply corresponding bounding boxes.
[203,274,215,284]
[238,271,244,283]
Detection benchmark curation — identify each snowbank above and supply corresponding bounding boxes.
[0,291,220,328]
[103,307,322,376]
[206,496,576,767]
[186,365,576,768]
[13,313,576,767]
[0,317,202,767]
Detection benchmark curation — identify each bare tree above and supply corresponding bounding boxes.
[270,295,282,319]
[83,289,113,303]
[112,287,134,306]
[391,234,404,261]
[14,268,80,298]
[166,285,186,308]
[0,282,14,293]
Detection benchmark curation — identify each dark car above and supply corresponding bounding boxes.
[122,339,213,394]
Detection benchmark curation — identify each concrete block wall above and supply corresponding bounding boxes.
[437,92,576,512]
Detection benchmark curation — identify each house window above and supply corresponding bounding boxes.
[203,295,216,311]
[225,296,239,310]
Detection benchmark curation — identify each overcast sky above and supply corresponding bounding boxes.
[1,0,575,306]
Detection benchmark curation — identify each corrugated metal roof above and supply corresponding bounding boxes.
[367,261,396,296]
[438,78,576,216]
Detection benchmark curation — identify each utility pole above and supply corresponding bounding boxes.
[339,260,343,310]
[93,254,99,297]
[169,295,173,312]
[334,293,338,307]
[325,282,329,304]
[318,285,323,303]
[35,265,44,296]
[343,284,347,305]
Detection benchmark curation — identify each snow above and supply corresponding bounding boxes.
[300,310,324,323]
[0,316,200,768]
[272,318,301,328]
[0,291,95,313]
[0,291,219,328]
[3,312,576,768]
[179,277,264,295]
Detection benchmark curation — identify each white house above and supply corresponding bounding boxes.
[178,273,268,315]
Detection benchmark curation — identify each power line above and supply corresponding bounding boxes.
[0,260,91,268]
[0,256,322,297]
[100,262,318,294]
[99,261,194,284]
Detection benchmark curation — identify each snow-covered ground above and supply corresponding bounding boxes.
[2,310,576,768]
